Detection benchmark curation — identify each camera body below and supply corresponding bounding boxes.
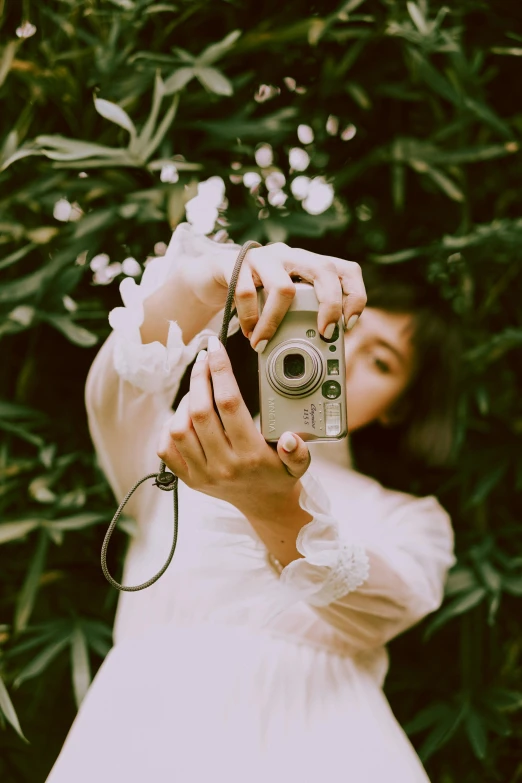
[257,282,348,443]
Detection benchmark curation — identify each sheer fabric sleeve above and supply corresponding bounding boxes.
[275,468,456,651]
[85,223,242,516]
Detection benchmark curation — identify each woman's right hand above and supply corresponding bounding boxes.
[184,242,367,352]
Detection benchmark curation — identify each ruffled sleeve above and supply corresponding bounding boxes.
[85,223,242,515]
[272,467,456,651]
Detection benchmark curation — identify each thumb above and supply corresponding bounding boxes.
[277,432,311,479]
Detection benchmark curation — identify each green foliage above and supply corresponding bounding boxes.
[0,1,521,780]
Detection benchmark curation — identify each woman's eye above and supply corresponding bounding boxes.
[374,357,391,374]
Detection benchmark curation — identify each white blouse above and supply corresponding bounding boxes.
[85,222,457,688]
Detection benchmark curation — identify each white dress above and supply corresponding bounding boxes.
[46,223,456,783]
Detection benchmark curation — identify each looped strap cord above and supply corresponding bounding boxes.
[101,239,262,591]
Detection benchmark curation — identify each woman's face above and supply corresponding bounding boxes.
[344,307,417,433]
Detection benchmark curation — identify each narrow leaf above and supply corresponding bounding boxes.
[0,675,27,742]
[424,587,487,639]
[94,98,137,140]
[465,709,488,760]
[195,67,233,96]
[163,67,194,94]
[42,315,98,347]
[0,520,40,544]
[14,638,69,688]
[14,531,49,634]
[198,30,242,66]
[70,627,91,708]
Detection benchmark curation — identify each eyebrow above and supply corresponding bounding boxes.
[373,338,407,368]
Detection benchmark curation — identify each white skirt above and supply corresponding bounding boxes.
[46,621,431,783]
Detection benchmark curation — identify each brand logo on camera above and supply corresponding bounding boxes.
[268,397,276,433]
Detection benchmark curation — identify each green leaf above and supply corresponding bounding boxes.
[195,67,233,96]
[198,30,242,66]
[14,638,69,688]
[424,587,487,639]
[0,674,27,742]
[70,626,92,708]
[94,98,137,140]
[0,243,37,271]
[484,689,522,711]
[163,67,195,94]
[0,40,20,88]
[444,567,478,596]
[407,2,429,35]
[41,315,98,347]
[404,702,451,735]
[14,531,49,634]
[0,520,40,544]
[46,512,108,531]
[35,135,125,161]
[418,704,465,762]
[464,709,488,760]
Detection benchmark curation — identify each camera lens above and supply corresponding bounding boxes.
[283,353,305,379]
[266,340,324,398]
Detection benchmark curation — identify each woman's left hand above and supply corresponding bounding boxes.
[157,336,311,517]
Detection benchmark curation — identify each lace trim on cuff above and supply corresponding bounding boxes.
[279,469,370,607]
[106,223,240,393]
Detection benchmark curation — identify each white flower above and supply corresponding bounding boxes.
[290,176,311,200]
[297,124,314,144]
[68,202,83,222]
[265,171,286,191]
[185,201,219,235]
[154,241,168,256]
[326,115,339,136]
[185,176,226,235]
[341,124,357,141]
[289,147,310,172]
[105,263,122,281]
[267,190,288,207]
[197,176,225,205]
[89,253,110,272]
[122,257,141,277]
[243,172,261,188]
[255,84,280,102]
[255,144,273,168]
[160,163,179,183]
[302,178,334,215]
[16,21,37,39]
[53,199,72,222]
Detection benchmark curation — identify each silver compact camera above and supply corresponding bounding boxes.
[257,281,347,443]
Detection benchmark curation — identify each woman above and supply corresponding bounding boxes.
[46,222,461,782]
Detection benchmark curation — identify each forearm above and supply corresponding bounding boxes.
[140,267,224,347]
[238,481,313,568]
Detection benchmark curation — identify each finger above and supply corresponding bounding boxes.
[188,348,233,460]
[246,258,297,352]
[248,244,366,349]
[277,431,311,479]
[233,261,259,340]
[278,246,366,334]
[205,338,258,451]
[157,393,206,473]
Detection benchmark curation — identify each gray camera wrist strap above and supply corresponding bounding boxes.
[101,239,262,592]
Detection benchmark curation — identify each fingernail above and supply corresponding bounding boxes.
[346,314,359,330]
[254,339,268,354]
[196,349,207,362]
[324,322,336,340]
[208,335,221,352]
[280,433,297,452]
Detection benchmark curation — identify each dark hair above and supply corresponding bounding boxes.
[348,261,464,494]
